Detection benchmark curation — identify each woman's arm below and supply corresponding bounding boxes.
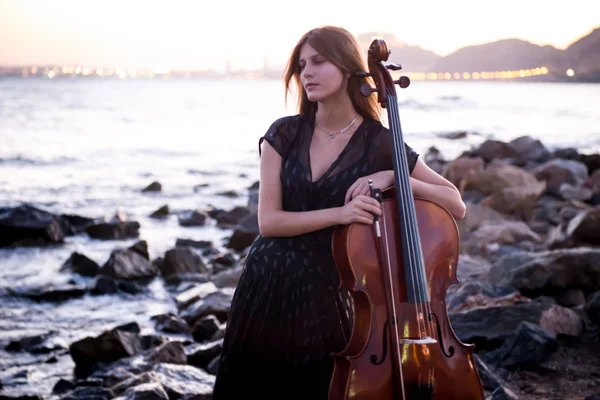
[344,159,466,221]
[408,159,466,220]
[257,141,381,238]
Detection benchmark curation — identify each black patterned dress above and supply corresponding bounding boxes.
[212,111,419,399]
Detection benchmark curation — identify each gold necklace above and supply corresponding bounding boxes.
[316,115,358,142]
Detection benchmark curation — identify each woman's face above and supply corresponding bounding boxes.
[298,43,346,103]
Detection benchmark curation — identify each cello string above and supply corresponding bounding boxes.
[389,98,435,338]
[380,207,407,400]
[387,92,424,337]
[391,102,435,339]
[387,93,427,338]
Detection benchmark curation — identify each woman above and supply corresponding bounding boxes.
[212,26,466,399]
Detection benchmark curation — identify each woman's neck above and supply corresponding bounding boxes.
[314,93,358,131]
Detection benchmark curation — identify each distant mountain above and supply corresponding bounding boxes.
[356,32,441,72]
[423,26,600,81]
[563,27,600,73]
[354,26,600,81]
[428,39,562,73]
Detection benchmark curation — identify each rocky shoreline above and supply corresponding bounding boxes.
[1,135,599,399]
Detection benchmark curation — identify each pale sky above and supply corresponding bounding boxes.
[0,0,598,71]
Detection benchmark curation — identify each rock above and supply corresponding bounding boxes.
[532,159,588,196]
[226,212,259,252]
[457,203,512,236]
[211,265,244,288]
[449,298,582,350]
[51,378,74,395]
[423,146,446,174]
[488,248,600,297]
[59,213,95,235]
[180,288,235,325]
[559,183,593,201]
[443,156,485,189]
[556,289,587,307]
[178,210,207,227]
[128,240,150,260]
[481,181,546,220]
[586,291,600,326]
[142,181,162,192]
[175,282,218,310]
[0,204,65,247]
[60,386,113,400]
[175,238,213,249]
[462,220,542,255]
[472,139,524,164]
[90,275,120,295]
[121,382,169,400]
[110,371,156,395]
[151,313,191,334]
[86,221,140,240]
[186,338,223,369]
[98,249,158,281]
[209,206,251,229]
[579,153,600,175]
[161,247,209,277]
[150,363,214,399]
[5,331,67,354]
[484,321,558,370]
[447,281,521,312]
[59,251,100,277]
[474,355,503,392]
[11,283,87,302]
[217,190,239,198]
[509,136,552,164]
[69,325,145,375]
[563,208,600,246]
[123,382,169,400]
[211,252,236,267]
[191,315,221,342]
[488,386,519,400]
[150,205,170,219]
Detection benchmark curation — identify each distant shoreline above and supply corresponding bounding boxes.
[0,72,598,84]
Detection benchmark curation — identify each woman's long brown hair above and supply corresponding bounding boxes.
[283,26,382,122]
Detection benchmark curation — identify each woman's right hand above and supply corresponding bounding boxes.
[338,195,382,225]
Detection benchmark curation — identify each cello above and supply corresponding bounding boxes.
[328,39,485,400]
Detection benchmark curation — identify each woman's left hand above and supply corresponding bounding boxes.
[345,171,394,204]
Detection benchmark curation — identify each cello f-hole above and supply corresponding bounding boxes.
[429,312,455,358]
[370,319,390,365]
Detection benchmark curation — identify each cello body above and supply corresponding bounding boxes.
[329,187,485,399]
[329,192,485,400]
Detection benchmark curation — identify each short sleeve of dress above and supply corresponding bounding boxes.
[372,124,419,174]
[258,116,297,158]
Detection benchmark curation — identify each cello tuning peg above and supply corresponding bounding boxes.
[355,71,373,78]
[394,76,411,89]
[359,83,377,97]
[385,63,403,71]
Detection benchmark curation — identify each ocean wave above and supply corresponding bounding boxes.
[0,155,79,166]
[396,96,475,111]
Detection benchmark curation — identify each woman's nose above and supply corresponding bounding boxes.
[302,64,313,78]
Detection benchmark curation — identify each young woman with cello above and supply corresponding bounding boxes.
[213,25,480,399]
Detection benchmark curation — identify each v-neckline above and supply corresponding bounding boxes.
[307,113,366,184]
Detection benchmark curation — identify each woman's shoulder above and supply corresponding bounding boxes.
[261,113,311,157]
[267,113,310,132]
